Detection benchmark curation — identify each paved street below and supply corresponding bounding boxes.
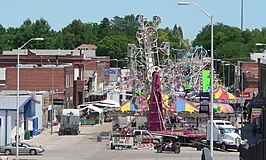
[0,122,240,160]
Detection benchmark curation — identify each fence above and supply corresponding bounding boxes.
[239,139,266,160]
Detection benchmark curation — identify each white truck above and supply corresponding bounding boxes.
[109,130,162,150]
[207,120,244,151]
[58,109,81,135]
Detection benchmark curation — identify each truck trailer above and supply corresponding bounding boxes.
[58,109,81,135]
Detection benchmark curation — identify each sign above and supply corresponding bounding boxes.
[105,69,116,75]
[53,99,64,105]
[43,97,49,108]
[237,92,250,98]
[251,108,262,119]
[252,98,266,107]
[202,70,211,92]
[199,92,210,113]
[214,99,245,104]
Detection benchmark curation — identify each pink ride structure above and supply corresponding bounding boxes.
[147,71,166,131]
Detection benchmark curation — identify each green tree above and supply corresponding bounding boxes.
[215,41,250,63]
[111,15,137,39]
[98,17,111,40]
[96,35,129,59]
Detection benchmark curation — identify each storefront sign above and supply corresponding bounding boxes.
[53,99,64,105]
[251,108,262,119]
[214,99,245,104]
[237,92,250,98]
[252,98,266,107]
[199,92,210,113]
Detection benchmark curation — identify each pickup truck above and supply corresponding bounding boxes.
[133,130,181,153]
[133,130,162,144]
[109,130,160,150]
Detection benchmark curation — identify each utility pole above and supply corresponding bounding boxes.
[51,65,54,135]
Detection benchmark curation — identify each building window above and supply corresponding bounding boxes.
[66,74,70,88]
[70,74,73,87]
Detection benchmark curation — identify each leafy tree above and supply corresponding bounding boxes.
[98,17,111,40]
[215,41,250,63]
[96,35,129,59]
[110,15,137,38]
[178,26,183,39]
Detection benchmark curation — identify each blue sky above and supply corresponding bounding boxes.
[1,0,266,40]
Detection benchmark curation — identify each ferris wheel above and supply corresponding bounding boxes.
[175,45,211,94]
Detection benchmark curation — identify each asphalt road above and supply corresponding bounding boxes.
[3,123,239,160]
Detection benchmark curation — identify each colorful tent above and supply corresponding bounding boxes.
[213,103,235,113]
[213,87,237,99]
[118,99,138,112]
[195,102,235,113]
[174,97,199,113]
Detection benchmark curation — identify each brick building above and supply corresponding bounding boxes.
[0,44,112,107]
[258,59,266,97]
[5,64,74,108]
[239,61,259,99]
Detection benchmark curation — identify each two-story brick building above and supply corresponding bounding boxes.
[0,44,111,107]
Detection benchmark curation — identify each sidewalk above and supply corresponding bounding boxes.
[241,121,263,145]
[23,125,60,147]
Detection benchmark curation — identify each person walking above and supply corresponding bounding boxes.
[243,111,247,122]
[252,122,257,137]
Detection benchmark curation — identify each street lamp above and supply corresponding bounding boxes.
[16,37,44,160]
[112,58,129,68]
[255,43,266,46]
[110,59,118,68]
[221,61,226,88]
[214,59,221,76]
[225,63,231,87]
[51,65,54,135]
[231,63,246,130]
[119,58,129,69]
[178,1,214,157]
[83,60,100,103]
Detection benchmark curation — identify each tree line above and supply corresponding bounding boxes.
[0,15,187,61]
[0,15,266,64]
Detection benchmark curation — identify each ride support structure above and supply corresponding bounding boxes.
[147,71,166,131]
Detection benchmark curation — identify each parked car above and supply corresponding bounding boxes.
[0,142,45,155]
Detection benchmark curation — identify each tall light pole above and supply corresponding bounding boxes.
[178,2,214,157]
[118,57,129,68]
[241,0,243,31]
[225,63,231,87]
[111,59,118,68]
[51,65,54,135]
[232,63,246,130]
[16,38,44,160]
[222,61,226,88]
[255,43,266,46]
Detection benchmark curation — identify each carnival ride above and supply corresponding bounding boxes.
[117,15,209,145]
[175,45,211,95]
[111,15,242,150]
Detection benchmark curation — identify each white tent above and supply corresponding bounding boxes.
[94,99,121,112]
[95,99,120,107]
[78,104,103,113]
[78,104,104,124]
